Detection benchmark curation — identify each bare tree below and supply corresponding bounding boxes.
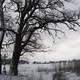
[0,0,16,74]
[7,0,80,75]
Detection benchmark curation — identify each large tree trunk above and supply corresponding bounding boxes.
[10,51,21,75]
[10,34,22,75]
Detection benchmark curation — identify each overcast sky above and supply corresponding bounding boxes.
[21,0,80,62]
[23,31,80,62]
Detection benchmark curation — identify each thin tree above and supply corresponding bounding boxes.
[0,0,5,74]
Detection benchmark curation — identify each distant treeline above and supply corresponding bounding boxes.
[2,59,29,64]
[3,58,80,65]
[33,59,80,64]
[33,61,55,64]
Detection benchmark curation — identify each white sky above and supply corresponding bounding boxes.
[26,31,80,62]
[22,0,80,62]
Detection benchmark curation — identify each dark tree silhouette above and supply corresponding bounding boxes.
[7,0,80,75]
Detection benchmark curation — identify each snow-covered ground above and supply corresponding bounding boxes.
[64,72,80,80]
[1,64,55,80]
[1,64,80,80]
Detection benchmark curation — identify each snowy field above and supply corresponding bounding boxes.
[2,64,55,80]
[0,63,80,80]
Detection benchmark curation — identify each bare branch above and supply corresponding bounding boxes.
[0,27,17,34]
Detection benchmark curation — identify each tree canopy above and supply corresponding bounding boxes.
[0,0,80,75]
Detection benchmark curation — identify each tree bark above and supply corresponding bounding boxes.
[10,52,21,75]
[10,34,22,75]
